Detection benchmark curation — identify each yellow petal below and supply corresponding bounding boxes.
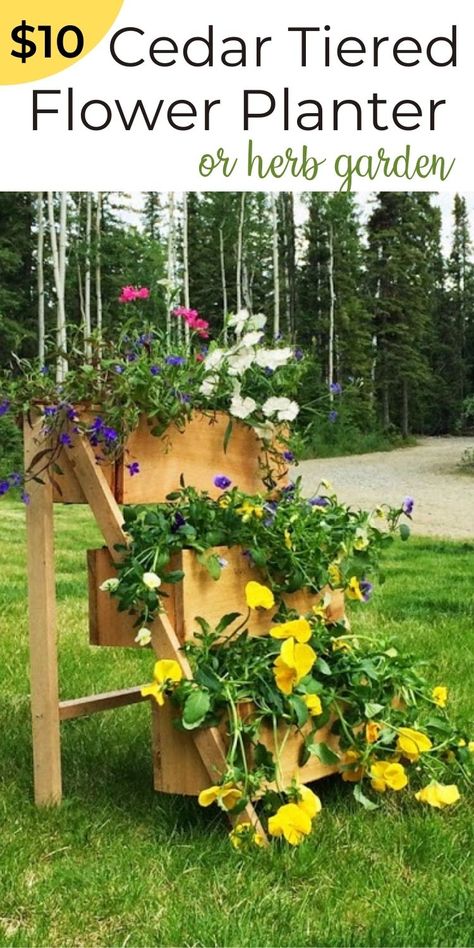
[384,763,408,791]
[346,577,364,601]
[366,721,382,744]
[397,728,432,761]
[219,786,243,811]
[268,803,312,846]
[293,642,317,680]
[198,785,219,807]
[274,658,296,695]
[140,682,164,705]
[270,618,312,644]
[303,694,323,716]
[245,581,275,610]
[297,785,322,819]
[153,659,183,686]
[432,686,448,708]
[415,782,460,809]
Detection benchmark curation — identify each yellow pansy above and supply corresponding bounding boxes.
[273,638,317,695]
[396,727,433,762]
[354,529,369,551]
[218,495,231,508]
[432,686,448,708]
[303,693,323,717]
[270,617,312,644]
[415,782,460,809]
[245,581,275,610]
[228,822,265,849]
[141,659,183,706]
[328,562,342,586]
[365,721,382,744]
[370,761,408,793]
[236,501,264,521]
[296,785,322,819]
[268,803,312,845]
[345,577,364,601]
[284,529,293,550]
[198,783,243,811]
[341,749,364,783]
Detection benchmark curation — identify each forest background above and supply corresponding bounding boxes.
[1,190,473,471]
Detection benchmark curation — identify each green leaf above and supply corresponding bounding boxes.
[182,689,211,729]
[194,667,221,692]
[162,569,185,584]
[205,554,222,581]
[399,523,411,541]
[353,783,379,810]
[364,702,384,719]
[308,742,340,765]
[288,695,310,728]
[215,612,241,634]
[316,657,332,676]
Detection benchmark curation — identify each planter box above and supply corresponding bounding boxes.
[53,412,286,504]
[88,545,345,648]
[151,701,341,797]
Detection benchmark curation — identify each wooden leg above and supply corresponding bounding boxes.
[24,418,62,805]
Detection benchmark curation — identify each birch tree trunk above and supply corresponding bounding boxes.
[328,222,336,398]
[219,224,228,344]
[37,193,45,364]
[271,193,280,339]
[166,191,176,343]
[47,192,68,382]
[95,192,103,337]
[236,192,245,315]
[84,192,92,358]
[182,191,190,345]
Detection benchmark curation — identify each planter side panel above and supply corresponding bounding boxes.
[116,414,286,504]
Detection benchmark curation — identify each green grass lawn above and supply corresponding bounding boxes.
[0,500,473,948]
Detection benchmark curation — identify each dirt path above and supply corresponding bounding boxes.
[297,437,474,540]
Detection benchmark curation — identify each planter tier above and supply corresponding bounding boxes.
[53,412,286,504]
[88,544,345,797]
[88,545,345,648]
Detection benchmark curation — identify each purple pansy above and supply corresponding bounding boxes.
[102,427,118,443]
[171,511,187,533]
[0,480,10,496]
[328,410,338,423]
[165,355,186,367]
[402,496,415,516]
[0,399,10,417]
[150,365,161,377]
[114,364,124,374]
[59,433,72,447]
[309,496,330,508]
[213,475,232,490]
[21,491,31,506]
[40,366,49,375]
[43,406,57,417]
[294,348,304,362]
[283,451,295,463]
[92,417,104,432]
[9,473,22,487]
[127,462,140,476]
[360,580,373,602]
[330,382,342,395]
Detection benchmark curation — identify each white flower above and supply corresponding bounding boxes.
[227,309,251,333]
[204,348,225,371]
[227,347,256,377]
[262,397,299,422]
[135,628,152,647]
[230,394,257,419]
[199,375,219,397]
[255,347,293,370]
[142,572,161,590]
[248,312,267,331]
[240,331,264,348]
[99,577,119,593]
[253,420,275,444]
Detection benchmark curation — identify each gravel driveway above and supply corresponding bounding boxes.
[296,437,474,540]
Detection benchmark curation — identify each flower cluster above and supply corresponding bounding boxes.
[101,480,411,635]
[141,578,472,847]
[0,294,306,499]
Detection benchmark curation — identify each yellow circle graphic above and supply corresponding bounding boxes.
[0,0,124,85]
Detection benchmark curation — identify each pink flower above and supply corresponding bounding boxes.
[119,285,138,303]
[173,306,209,339]
[119,285,151,303]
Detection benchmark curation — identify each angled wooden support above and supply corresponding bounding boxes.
[67,435,127,557]
[24,416,62,805]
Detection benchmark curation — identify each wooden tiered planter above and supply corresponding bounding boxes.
[53,412,286,504]
[89,543,345,795]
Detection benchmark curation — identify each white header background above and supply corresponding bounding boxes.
[1,0,473,190]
